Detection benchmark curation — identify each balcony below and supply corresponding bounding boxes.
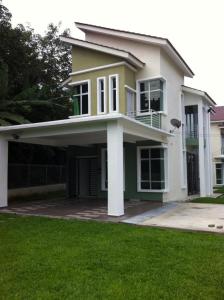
[125,109,161,129]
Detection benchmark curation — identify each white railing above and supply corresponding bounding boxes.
[125,109,161,129]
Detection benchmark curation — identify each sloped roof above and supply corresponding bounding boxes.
[211,106,224,122]
[182,85,216,106]
[75,22,194,78]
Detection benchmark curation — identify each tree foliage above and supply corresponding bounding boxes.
[0,0,72,125]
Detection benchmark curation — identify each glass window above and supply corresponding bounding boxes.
[139,147,166,191]
[97,78,106,114]
[216,163,223,185]
[72,82,89,116]
[138,79,163,113]
[110,75,118,112]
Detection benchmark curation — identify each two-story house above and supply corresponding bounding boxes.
[211,106,224,186]
[0,23,216,216]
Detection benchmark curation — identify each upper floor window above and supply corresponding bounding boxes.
[97,77,106,114]
[185,105,198,138]
[137,79,164,115]
[109,74,119,113]
[72,80,90,116]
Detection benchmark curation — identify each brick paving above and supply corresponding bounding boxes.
[0,198,161,222]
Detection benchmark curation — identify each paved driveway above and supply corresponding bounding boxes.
[123,202,224,233]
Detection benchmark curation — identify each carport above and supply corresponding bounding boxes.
[0,113,170,216]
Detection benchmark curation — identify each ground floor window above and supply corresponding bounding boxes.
[216,163,224,185]
[138,146,167,191]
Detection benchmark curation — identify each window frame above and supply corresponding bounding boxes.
[137,145,168,192]
[97,77,107,115]
[215,163,224,185]
[109,74,119,113]
[136,76,166,116]
[70,79,91,117]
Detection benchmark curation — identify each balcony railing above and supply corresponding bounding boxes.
[126,109,161,129]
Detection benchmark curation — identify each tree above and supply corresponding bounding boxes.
[0,1,72,125]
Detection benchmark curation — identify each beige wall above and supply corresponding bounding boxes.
[85,32,161,78]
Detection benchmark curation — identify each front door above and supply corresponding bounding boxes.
[187,151,200,195]
[77,157,97,198]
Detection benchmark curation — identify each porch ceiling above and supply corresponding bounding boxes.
[0,114,172,146]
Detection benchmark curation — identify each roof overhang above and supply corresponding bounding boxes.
[182,85,216,106]
[0,114,172,146]
[60,36,145,69]
[75,22,194,78]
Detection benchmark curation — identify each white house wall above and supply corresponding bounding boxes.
[160,50,187,201]
[85,32,161,78]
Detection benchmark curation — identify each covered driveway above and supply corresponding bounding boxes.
[0,113,171,216]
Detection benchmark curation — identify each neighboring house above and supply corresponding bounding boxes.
[211,106,224,186]
[0,23,216,216]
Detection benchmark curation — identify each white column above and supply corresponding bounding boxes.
[198,103,206,197]
[0,139,8,207]
[107,121,124,216]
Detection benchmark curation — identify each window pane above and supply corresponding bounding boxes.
[141,182,150,189]
[140,82,149,92]
[151,148,164,159]
[141,149,149,159]
[140,93,149,112]
[73,95,80,115]
[82,83,88,93]
[100,79,104,90]
[113,90,117,110]
[74,85,80,95]
[150,90,162,111]
[141,160,149,180]
[151,181,165,189]
[82,95,88,114]
[150,80,163,91]
[100,91,104,112]
[151,159,164,181]
[112,77,116,89]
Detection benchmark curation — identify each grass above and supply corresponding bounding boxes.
[190,196,224,204]
[214,186,224,194]
[190,187,224,204]
[0,214,224,299]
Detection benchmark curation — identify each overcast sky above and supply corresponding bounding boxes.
[4,0,224,105]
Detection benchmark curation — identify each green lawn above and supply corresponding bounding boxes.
[191,196,224,204]
[1,214,224,299]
